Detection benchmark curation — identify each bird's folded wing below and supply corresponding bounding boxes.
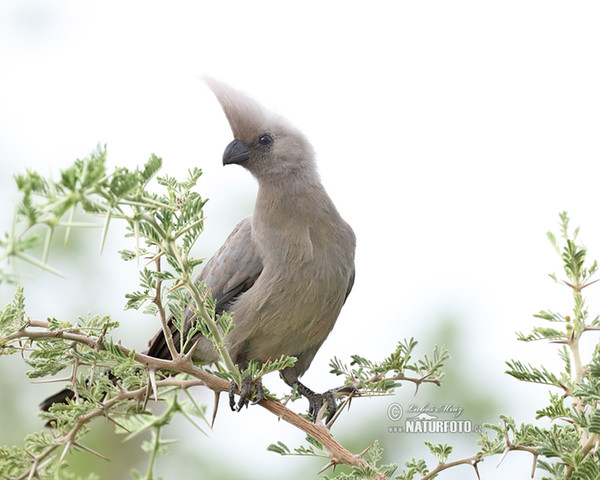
[146,217,263,360]
[197,217,263,314]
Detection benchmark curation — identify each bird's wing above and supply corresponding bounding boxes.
[344,268,355,303]
[197,217,263,314]
[146,217,263,360]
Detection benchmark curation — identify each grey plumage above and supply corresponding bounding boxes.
[41,80,356,416]
[150,79,356,389]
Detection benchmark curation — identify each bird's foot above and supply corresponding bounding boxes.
[229,375,265,412]
[296,382,357,424]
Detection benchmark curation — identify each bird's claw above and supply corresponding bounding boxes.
[308,390,337,423]
[229,375,265,412]
[297,383,357,423]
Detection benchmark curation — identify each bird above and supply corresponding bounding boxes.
[41,79,356,422]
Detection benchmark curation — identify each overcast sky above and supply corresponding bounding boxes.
[1,2,600,479]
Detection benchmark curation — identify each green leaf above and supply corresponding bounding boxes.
[517,327,566,342]
[140,154,162,185]
[424,441,452,464]
[0,287,27,333]
[267,441,291,455]
[505,360,563,387]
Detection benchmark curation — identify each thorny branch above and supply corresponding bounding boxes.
[404,213,600,480]
[3,319,369,477]
[417,424,539,480]
[366,371,441,392]
[419,454,484,480]
[0,149,438,479]
[151,257,178,362]
[16,378,205,480]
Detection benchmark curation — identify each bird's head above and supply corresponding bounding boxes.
[205,78,317,184]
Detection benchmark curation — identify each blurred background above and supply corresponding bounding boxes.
[1,1,600,478]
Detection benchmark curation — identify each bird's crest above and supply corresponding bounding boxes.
[205,77,275,143]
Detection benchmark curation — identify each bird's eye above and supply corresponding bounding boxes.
[258,134,273,146]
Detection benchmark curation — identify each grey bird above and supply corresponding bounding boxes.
[41,79,356,421]
[149,79,356,417]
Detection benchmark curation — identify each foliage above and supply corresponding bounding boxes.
[0,147,446,479]
[5,148,600,480]
[329,338,448,395]
[395,212,600,479]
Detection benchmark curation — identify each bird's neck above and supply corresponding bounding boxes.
[255,175,329,219]
[252,176,344,265]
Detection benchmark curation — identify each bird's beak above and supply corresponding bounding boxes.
[223,139,250,166]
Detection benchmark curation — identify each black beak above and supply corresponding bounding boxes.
[223,139,250,166]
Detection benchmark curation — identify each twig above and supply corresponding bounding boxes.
[3,322,367,473]
[152,255,179,361]
[420,454,483,480]
[419,443,538,480]
[366,371,442,391]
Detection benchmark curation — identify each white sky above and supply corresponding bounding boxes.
[1,1,600,479]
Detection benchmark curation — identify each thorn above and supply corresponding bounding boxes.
[357,443,374,460]
[30,377,72,384]
[581,278,600,290]
[326,387,357,429]
[27,460,37,480]
[496,446,510,467]
[20,319,32,332]
[99,211,112,255]
[166,281,186,295]
[315,399,328,426]
[15,340,27,360]
[472,460,481,480]
[211,391,220,429]
[347,390,356,411]
[148,368,159,402]
[58,441,72,464]
[530,453,538,478]
[63,205,75,247]
[104,411,131,433]
[133,219,140,269]
[502,419,510,443]
[144,250,165,268]
[414,381,420,395]
[73,441,110,461]
[183,329,202,363]
[142,380,151,411]
[317,459,336,474]
[326,408,342,429]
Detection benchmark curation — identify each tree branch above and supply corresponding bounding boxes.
[3,320,367,472]
[151,256,179,361]
[419,444,538,480]
[420,454,483,480]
